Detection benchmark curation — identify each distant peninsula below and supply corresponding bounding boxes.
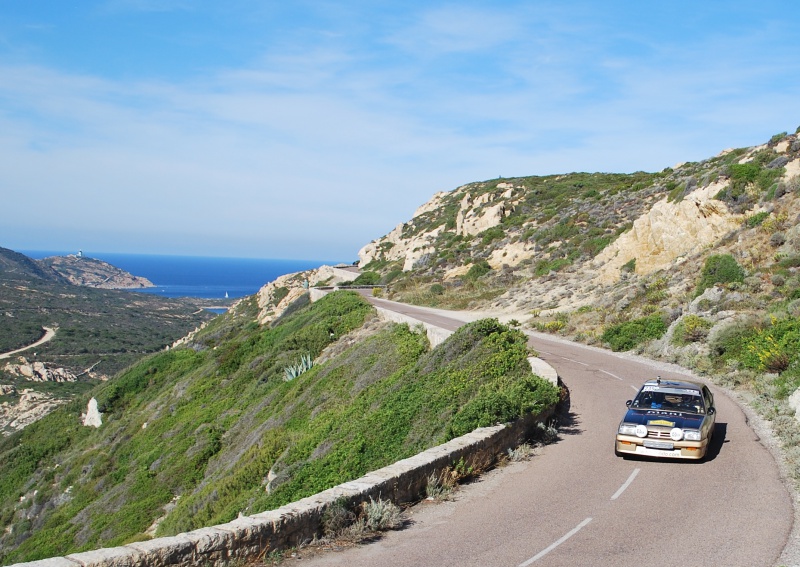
[37,253,154,289]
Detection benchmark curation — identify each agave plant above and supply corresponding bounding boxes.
[283,353,314,381]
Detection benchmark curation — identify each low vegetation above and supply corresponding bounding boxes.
[0,292,557,563]
[0,279,213,376]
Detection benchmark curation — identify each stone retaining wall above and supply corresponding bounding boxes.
[13,408,556,567]
[371,305,453,349]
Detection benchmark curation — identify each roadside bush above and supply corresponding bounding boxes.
[671,315,713,345]
[352,271,380,286]
[322,498,356,537]
[729,316,800,374]
[463,260,491,281]
[708,316,762,358]
[362,497,403,531]
[601,314,667,351]
[430,283,445,295]
[447,373,559,437]
[696,254,745,296]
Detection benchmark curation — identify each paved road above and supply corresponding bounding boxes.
[0,326,56,360]
[299,297,794,567]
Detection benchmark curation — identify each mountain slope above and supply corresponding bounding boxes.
[0,247,67,283]
[0,292,557,562]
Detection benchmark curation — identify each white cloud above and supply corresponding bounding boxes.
[1,2,799,258]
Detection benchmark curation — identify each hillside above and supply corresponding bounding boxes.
[0,247,67,283]
[252,128,800,483]
[351,128,800,477]
[0,248,214,436]
[0,292,557,562]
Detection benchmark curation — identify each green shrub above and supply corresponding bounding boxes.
[463,260,491,281]
[479,227,505,246]
[273,286,290,305]
[672,315,713,345]
[352,271,380,286]
[724,316,800,375]
[601,314,667,351]
[430,283,445,295]
[447,374,557,437]
[696,254,745,296]
[621,258,636,273]
[322,498,356,536]
[745,211,770,228]
[730,162,761,184]
[769,132,788,145]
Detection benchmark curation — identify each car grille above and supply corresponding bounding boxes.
[647,429,672,439]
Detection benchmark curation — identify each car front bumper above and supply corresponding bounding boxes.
[615,435,708,460]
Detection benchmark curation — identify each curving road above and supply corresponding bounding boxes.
[0,326,56,360]
[299,297,795,567]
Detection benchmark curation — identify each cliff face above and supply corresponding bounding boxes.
[591,179,743,284]
[37,255,154,289]
[357,183,521,271]
[355,132,800,317]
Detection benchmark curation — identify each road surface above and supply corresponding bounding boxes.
[298,297,795,567]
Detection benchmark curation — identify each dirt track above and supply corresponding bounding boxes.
[0,326,57,360]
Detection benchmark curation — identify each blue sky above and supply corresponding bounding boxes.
[1,1,798,260]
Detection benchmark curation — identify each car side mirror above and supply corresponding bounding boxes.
[707,407,715,415]
[626,400,633,407]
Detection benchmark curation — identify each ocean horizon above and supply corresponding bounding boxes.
[20,250,343,300]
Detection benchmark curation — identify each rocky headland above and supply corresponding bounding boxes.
[38,254,154,289]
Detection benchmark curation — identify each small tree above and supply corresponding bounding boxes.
[696,254,744,296]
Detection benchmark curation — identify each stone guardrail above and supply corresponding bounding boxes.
[10,297,560,567]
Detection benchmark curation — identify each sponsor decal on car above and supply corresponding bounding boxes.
[647,419,675,427]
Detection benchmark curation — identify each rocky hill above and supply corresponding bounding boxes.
[0,247,67,283]
[0,248,154,290]
[347,131,797,316]
[37,254,154,289]
[251,128,800,484]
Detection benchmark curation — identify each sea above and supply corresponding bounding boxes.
[21,250,340,300]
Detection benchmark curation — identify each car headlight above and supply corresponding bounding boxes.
[635,424,648,438]
[618,423,638,436]
[670,428,684,441]
[683,429,702,441]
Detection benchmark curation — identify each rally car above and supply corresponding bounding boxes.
[615,377,716,460]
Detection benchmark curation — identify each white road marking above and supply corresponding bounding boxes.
[630,385,639,392]
[519,517,593,566]
[534,349,589,366]
[611,468,641,501]
[601,369,623,380]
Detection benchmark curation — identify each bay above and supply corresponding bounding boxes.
[20,250,338,300]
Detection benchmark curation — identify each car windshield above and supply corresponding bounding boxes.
[631,386,705,414]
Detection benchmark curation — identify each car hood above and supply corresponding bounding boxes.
[622,409,706,429]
